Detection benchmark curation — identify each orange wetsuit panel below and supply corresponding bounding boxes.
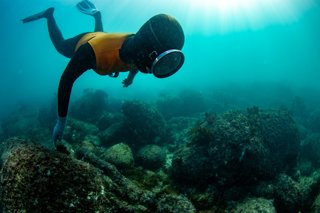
[75,32,135,75]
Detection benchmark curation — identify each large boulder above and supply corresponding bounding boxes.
[171,108,300,187]
[136,145,167,171]
[100,143,134,170]
[0,142,114,212]
[121,100,169,150]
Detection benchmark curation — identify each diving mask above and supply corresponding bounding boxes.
[146,49,184,78]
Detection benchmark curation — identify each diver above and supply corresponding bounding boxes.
[22,0,185,146]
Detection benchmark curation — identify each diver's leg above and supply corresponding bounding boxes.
[93,11,103,32]
[23,8,83,58]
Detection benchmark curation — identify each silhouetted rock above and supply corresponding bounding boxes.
[70,89,108,123]
[308,108,320,133]
[156,89,206,119]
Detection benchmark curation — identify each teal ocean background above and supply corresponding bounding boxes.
[1,1,320,211]
[0,0,319,117]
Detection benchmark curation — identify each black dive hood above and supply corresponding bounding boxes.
[129,14,185,78]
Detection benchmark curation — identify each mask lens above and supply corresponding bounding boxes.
[152,50,184,78]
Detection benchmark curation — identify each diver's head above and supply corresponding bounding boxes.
[123,14,185,78]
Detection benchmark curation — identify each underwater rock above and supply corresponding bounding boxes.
[171,110,267,186]
[188,186,219,210]
[307,108,320,133]
[290,96,308,125]
[75,148,157,211]
[136,145,166,171]
[121,100,168,149]
[1,108,40,138]
[0,126,4,141]
[311,194,320,213]
[96,112,124,131]
[37,99,57,129]
[156,194,195,213]
[273,172,320,212]
[63,118,99,144]
[100,142,134,170]
[0,137,30,165]
[83,134,101,146]
[166,116,198,151]
[156,89,206,119]
[229,197,276,213]
[171,108,300,188]
[99,122,126,147]
[300,133,320,168]
[0,142,114,212]
[257,109,300,173]
[70,88,108,123]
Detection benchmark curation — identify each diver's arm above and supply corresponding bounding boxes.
[53,44,94,143]
[122,69,138,87]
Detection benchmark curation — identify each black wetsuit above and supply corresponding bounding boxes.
[46,12,103,117]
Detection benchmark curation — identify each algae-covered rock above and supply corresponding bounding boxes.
[156,194,195,213]
[229,198,276,213]
[63,118,99,144]
[273,172,320,213]
[101,143,134,170]
[300,134,320,167]
[311,194,320,213]
[121,100,168,149]
[0,142,114,212]
[171,108,300,188]
[136,145,166,171]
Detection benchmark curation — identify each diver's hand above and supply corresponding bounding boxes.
[76,0,99,16]
[52,117,67,146]
[122,78,133,87]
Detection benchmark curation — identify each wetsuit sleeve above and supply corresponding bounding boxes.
[57,43,95,117]
[93,11,103,32]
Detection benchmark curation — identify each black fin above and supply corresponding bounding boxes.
[22,7,54,24]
